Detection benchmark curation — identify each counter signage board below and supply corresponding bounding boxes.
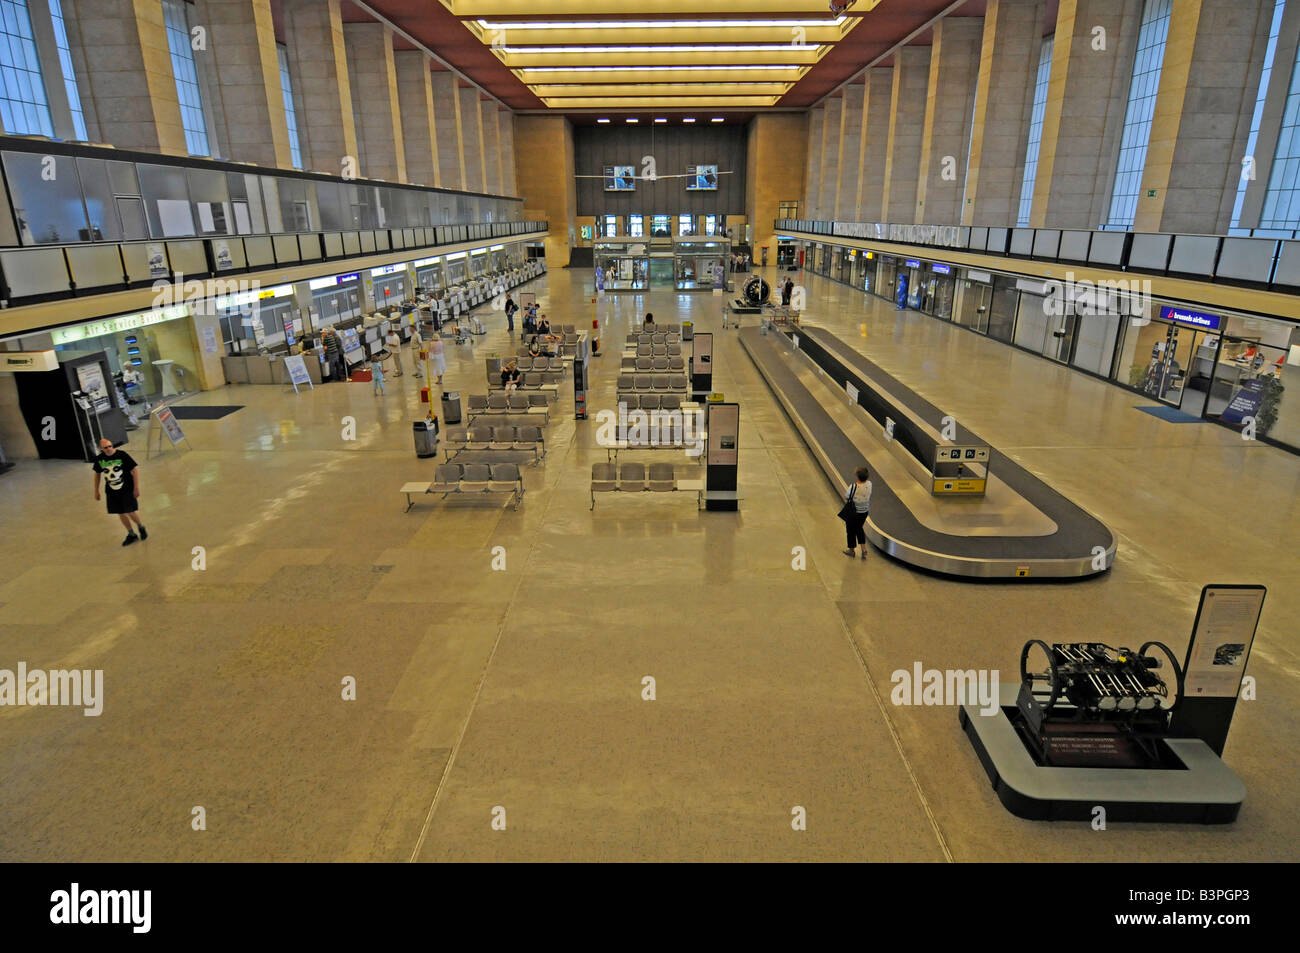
[1219,379,1264,425]
[154,406,186,447]
[283,355,314,393]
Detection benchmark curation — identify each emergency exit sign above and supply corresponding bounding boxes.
[1146,189,1158,197]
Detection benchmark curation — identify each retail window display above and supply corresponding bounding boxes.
[52,307,202,404]
[1203,316,1299,446]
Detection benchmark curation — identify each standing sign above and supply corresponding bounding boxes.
[1170,584,1265,756]
[148,404,191,458]
[283,355,314,393]
[1219,379,1264,425]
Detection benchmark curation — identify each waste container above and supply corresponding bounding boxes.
[441,390,462,425]
[681,320,693,341]
[413,418,439,458]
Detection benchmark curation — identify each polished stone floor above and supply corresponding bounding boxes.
[0,265,1297,861]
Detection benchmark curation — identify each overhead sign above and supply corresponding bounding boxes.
[370,264,406,277]
[2,350,58,372]
[904,259,921,268]
[1160,305,1222,330]
[413,256,441,268]
[51,306,189,345]
[932,263,951,274]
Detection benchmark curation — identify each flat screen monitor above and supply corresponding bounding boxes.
[604,166,636,191]
[687,164,719,191]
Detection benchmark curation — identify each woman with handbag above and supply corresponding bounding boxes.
[839,466,873,559]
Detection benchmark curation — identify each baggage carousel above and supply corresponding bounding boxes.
[740,322,1115,579]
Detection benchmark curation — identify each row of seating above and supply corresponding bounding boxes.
[590,463,684,508]
[487,372,560,391]
[445,425,545,462]
[630,343,684,357]
[621,356,687,372]
[401,463,524,511]
[466,393,551,419]
[615,393,689,411]
[511,352,568,371]
[617,373,689,393]
[626,332,681,345]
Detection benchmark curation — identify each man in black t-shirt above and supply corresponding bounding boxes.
[91,438,148,546]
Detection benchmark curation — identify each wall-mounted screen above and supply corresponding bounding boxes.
[687,165,718,191]
[604,166,636,191]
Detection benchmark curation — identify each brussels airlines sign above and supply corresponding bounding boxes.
[1159,306,1222,331]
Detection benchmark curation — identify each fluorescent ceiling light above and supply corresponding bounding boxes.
[479,18,845,30]
[682,118,696,123]
[654,118,667,123]
[626,118,638,123]
[501,45,821,54]
[711,118,725,123]
[597,118,610,123]
[518,65,803,74]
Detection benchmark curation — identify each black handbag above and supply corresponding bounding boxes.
[837,483,857,522]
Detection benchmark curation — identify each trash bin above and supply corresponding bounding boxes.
[682,320,694,341]
[441,390,462,425]
[413,418,439,458]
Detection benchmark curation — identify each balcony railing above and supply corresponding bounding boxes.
[0,220,547,307]
[776,220,1300,296]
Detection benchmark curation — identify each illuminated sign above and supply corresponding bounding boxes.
[1160,305,1221,331]
[489,244,505,251]
[51,306,190,345]
[308,272,360,290]
[904,259,921,268]
[370,264,406,277]
[932,264,951,275]
[445,252,467,261]
[413,256,442,268]
[217,284,292,308]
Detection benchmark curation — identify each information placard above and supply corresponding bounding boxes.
[283,355,314,393]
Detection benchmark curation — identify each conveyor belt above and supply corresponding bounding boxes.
[740,323,1115,578]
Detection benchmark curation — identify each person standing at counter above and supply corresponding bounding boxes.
[321,328,345,382]
[92,438,147,547]
[410,325,424,379]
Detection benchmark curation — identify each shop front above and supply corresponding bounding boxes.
[776,238,798,268]
[595,241,649,291]
[50,304,203,405]
[876,256,899,303]
[675,239,730,291]
[854,251,875,294]
[921,263,957,320]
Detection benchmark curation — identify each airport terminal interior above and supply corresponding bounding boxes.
[0,0,1298,863]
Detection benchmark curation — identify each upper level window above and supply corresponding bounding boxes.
[48,0,86,140]
[0,0,54,137]
[704,215,717,236]
[604,214,618,237]
[1016,37,1054,227]
[678,213,693,235]
[628,214,644,237]
[162,0,211,156]
[277,45,302,169]
[1104,0,1173,229]
[1258,9,1300,230]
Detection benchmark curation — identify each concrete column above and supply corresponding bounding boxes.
[394,51,440,188]
[282,0,356,176]
[836,83,864,220]
[480,100,501,194]
[458,86,487,192]
[805,106,824,217]
[881,47,931,222]
[855,68,892,221]
[1030,0,1142,228]
[917,18,984,224]
[747,113,808,252]
[1238,0,1300,227]
[818,97,843,219]
[963,0,1045,225]
[65,0,187,155]
[194,0,294,169]
[513,116,574,262]
[1134,0,1274,233]
[499,110,517,195]
[430,71,465,191]
[343,22,405,183]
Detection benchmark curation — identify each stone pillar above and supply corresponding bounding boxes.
[836,83,864,220]
[881,47,931,222]
[856,68,892,221]
[499,110,517,195]
[65,0,187,154]
[818,97,843,219]
[343,21,405,183]
[1030,0,1141,228]
[805,106,824,217]
[430,71,465,191]
[917,18,984,224]
[282,0,356,176]
[513,115,574,263]
[1133,0,1274,233]
[26,0,78,140]
[194,0,294,169]
[964,0,1045,225]
[747,113,808,252]
[459,86,486,192]
[481,100,501,194]
[394,51,440,188]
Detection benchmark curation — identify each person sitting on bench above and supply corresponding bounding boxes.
[500,359,521,391]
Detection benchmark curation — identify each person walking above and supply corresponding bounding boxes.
[839,466,873,559]
[370,354,386,396]
[504,294,518,335]
[781,277,794,307]
[92,438,148,546]
[429,334,446,385]
[385,328,404,377]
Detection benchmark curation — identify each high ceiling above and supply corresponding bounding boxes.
[355,0,985,115]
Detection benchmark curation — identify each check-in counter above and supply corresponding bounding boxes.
[221,355,250,384]
[275,353,324,385]
[246,354,275,384]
